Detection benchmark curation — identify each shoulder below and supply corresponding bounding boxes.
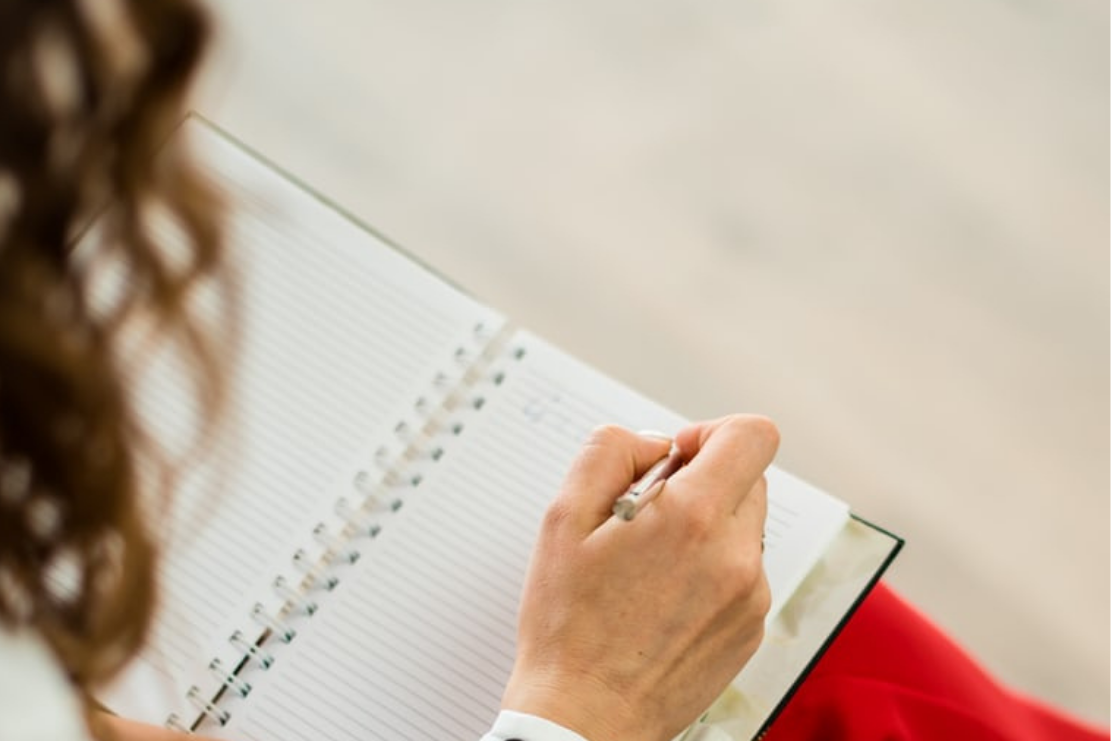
[0,625,91,741]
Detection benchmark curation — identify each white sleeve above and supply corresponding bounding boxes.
[0,626,91,741]
[479,709,591,741]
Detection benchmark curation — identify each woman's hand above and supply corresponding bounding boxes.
[501,414,778,741]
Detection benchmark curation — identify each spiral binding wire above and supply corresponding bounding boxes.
[167,321,526,732]
[186,685,230,726]
[209,657,252,698]
[165,714,191,734]
[251,602,297,642]
[292,548,341,590]
[230,629,274,669]
[273,575,318,615]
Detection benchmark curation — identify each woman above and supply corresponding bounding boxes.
[0,2,1105,741]
[0,2,774,739]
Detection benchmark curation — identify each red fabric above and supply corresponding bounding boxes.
[764,583,1109,741]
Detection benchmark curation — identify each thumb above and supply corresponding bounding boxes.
[552,425,672,533]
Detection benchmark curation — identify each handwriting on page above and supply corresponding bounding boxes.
[521,392,582,439]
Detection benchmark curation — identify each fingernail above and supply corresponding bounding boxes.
[636,429,672,441]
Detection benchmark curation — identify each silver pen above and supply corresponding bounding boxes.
[612,442,685,521]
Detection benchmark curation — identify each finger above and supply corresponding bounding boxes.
[669,415,779,515]
[552,425,672,533]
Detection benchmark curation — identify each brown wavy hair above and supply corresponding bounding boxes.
[0,0,230,720]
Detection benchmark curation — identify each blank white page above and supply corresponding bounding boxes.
[99,118,505,724]
[218,330,847,740]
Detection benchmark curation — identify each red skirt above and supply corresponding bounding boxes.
[764,584,1108,741]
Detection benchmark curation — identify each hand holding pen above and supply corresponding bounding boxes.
[502,415,778,741]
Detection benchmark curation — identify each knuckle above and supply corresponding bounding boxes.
[541,498,576,533]
[726,549,766,595]
[745,614,768,652]
[726,414,780,452]
[750,574,773,619]
[678,501,718,538]
[584,424,629,450]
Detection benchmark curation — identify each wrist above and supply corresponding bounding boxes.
[501,670,650,741]
[486,710,593,741]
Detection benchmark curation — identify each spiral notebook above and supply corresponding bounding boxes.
[94,116,901,741]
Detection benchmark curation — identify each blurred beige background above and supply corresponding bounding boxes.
[195,0,1109,726]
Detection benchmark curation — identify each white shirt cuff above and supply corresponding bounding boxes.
[479,709,591,741]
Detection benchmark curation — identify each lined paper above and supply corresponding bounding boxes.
[99,119,505,723]
[221,331,848,740]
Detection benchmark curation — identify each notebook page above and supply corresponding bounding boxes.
[215,330,847,740]
[99,119,505,724]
